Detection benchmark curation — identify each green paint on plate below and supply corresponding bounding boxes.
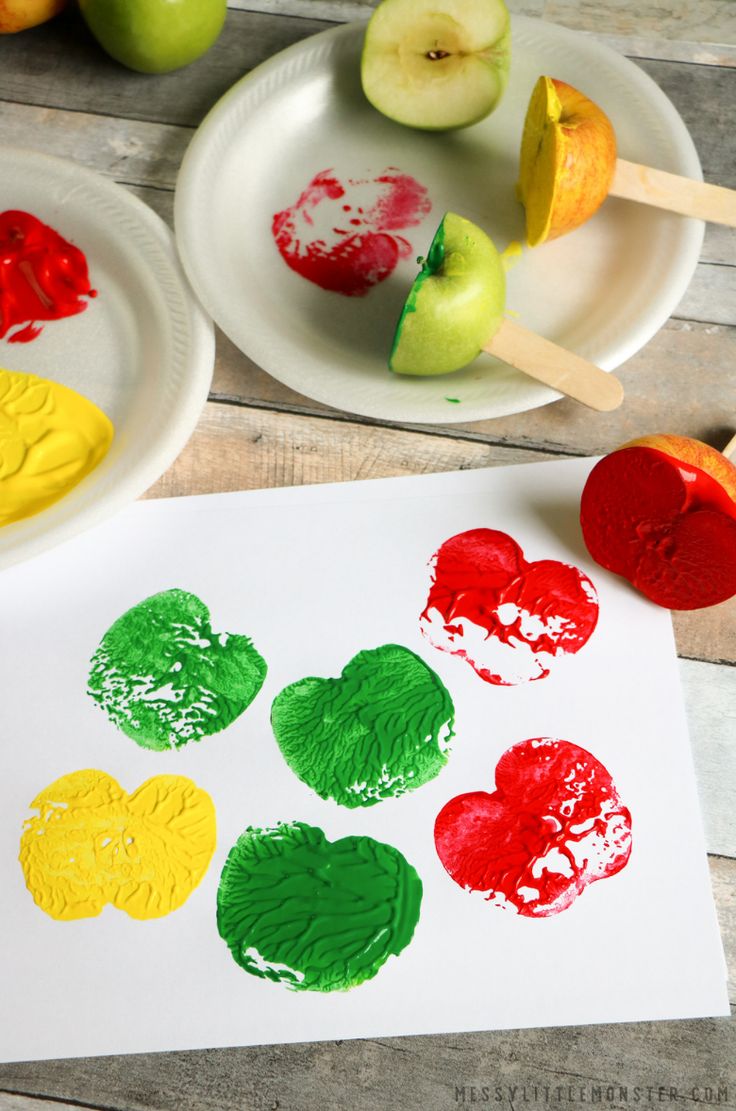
[217,822,423,991]
[88,588,267,751]
[271,644,454,807]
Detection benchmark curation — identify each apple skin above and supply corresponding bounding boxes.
[518,75,617,246]
[78,0,226,74]
[389,212,505,376]
[0,0,66,33]
[580,434,736,610]
[361,0,511,131]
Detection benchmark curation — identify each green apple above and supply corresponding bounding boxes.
[361,0,511,130]
[78,0,226,74]
[390,212,506,376]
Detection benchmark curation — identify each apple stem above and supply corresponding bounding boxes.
[721,432,736,459]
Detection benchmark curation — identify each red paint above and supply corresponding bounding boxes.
[0,211,95,343]
[420,529,598,685]
[581,446,736,610]
[434,738,632,917]
[271,168,431,297]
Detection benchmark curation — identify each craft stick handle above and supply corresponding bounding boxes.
[485,319,624,412]
[611,159,736,227]
[722,432,736,459]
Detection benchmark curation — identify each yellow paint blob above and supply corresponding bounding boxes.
[19,770,216,921]
[501,241,523,271]
[0,367,113,527]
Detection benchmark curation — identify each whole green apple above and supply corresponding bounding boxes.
[390,212,506,376]
[79,0,226,74]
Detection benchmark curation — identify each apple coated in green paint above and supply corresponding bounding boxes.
[88,588,267,751]
[217,822,423,991]
[271,644,454,807]
[390,211,506,376]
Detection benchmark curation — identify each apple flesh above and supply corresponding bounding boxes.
[78,0,226,74]
[0,0,66,32]
[580,435,736,610]
[389,211,505,376]
[518,75,617,246]
[361,0,511,131]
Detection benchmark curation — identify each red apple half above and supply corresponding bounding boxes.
[580,435,736,610]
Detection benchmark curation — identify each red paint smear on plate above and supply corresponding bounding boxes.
[435,738,632,917]
[271,168,431,296]
[420,528,599,685]
[0,210,96,343]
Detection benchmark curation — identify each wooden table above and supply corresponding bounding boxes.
[1,1,734,1106]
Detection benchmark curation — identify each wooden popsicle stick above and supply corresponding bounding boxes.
[611,159,736,227]
[721,432,736,459]
[485,318,624,412]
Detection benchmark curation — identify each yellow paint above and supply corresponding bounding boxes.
[517,75,617,246]
[0,367,113,527]
[19,770,216,920]
[501,241,523,271]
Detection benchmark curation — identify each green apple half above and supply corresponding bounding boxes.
[390,212,506,376]
[79,0,226,74]
[361,0,511,130]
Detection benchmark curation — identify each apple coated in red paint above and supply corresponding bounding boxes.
[420,528,599,685]
[0,211,96,343]
[581,445,736,610]
[434,738,632,917]
[271,168,431,296]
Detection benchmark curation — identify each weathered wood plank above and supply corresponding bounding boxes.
[681,659,736,858]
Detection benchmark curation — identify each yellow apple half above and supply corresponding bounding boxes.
[0,0,67,33]
[518,75,617,246]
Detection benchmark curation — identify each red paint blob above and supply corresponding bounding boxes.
[271,168,431,297]
[581,446,736,610]
[420,529,599,685]
[435,738,632,917]
[0,211,95,343]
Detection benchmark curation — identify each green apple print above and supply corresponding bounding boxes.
[271,644,454,807]
[88,589,267,751]
[217,821,423,991]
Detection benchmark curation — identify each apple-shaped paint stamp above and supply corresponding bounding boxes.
[420,528,599,685]
[580,435,736,609]
[217,821,422,991]
[271,167,431,297]
[88,588,267,750]
[518,76,736,246]
[271,644,454,807]
[435,738,632,917]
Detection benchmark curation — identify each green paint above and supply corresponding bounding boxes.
[88,588,267,751]
[389,219,446,370]
[271,644,454,808]
[217,822,423,991]
[445,397,461,403]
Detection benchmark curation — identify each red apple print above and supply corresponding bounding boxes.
[580,441,736,610]
[0,210,96,343]
[271,168,431,297]
[435,738,632,917]
[420,529,598,685]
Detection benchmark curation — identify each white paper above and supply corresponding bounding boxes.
[0,457,728,1062]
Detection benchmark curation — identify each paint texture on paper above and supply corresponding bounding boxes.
[271,644,454,807]
[0,210,96,343]
[88,588,267,751]
[435,738,632,916]
[420,528,599,684]
[217,822,422,991]
[19,769,216,920]
[0,367,113,527]
[272,168,431,296]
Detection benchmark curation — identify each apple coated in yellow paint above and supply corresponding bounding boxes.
[518,75,617,246]
[19,770,216,920]
[0,367,113,527]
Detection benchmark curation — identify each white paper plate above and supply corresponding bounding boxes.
[175,16,703,425]
[0,147,215,570]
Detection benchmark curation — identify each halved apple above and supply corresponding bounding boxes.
[389,212,505,376]
[361,0,511,131]
[518,75,617,246]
